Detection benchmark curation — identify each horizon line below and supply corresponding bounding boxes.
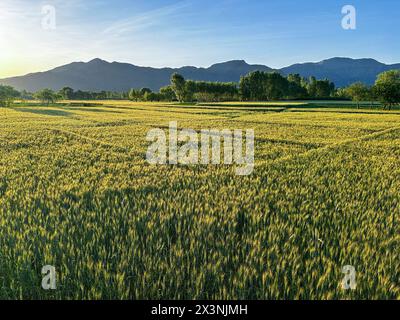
[2,56,399,80]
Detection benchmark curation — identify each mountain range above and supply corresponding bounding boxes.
[1,57,399,92]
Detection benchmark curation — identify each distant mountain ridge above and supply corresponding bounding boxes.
[280,58,400,87]
[1,57,399,92]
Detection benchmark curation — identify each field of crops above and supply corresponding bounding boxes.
[0,101,398,299]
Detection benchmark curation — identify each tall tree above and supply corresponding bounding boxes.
[129,88,141,101]
[171,73,186,102]
[59,87,74,100]
[0,85,20,107]
[373,70,400,110]
[144,92,159,102]
[287,74,308,99]
[264,72,289,100]
[184,80,196,102]
[239,71,289,101]
[140,88,152,96]
[307,76,318,98]
[159,86,177,101]
[346,82,371,108]
[34,89,59,106]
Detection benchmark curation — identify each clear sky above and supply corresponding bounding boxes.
[0,0,399,78]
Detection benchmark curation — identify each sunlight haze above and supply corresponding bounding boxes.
[1,0,399,78]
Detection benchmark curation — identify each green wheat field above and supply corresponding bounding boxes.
[0,101,399,299]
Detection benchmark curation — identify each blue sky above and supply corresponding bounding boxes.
[0,0,399,77]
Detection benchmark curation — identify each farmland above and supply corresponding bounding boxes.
[0,101,399,299]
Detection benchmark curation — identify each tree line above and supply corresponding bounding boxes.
[165,70,400,109]
[338,70,400,110]
[239,72,334,101]
[1,69,400,109]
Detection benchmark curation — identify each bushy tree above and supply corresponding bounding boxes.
[239,71,335,101]
[315,79,335,98]
[143,92,160,102]
[159,86,177,101]
[346,82,371,108]
[239,71,290,101]
[168,77,238,102]
[171,73,186,102]
[307,76,318,98]
[373,70,400,110]
[129,88,141,101]
[184,80,196,102]
[307,77,335,99]
[265,72,289,100]
[59,87,74,100]
[239,71,266,101]
[140,88,152,96]
[20,90,34,100]
[34,89,59,105]
[0,85,20,107]
[192,81,238,102]
[334,88,350,99]
[287,74,308,99]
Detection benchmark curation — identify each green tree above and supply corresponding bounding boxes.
[171,73,186,102]
[140,88,152,96]
[184,80,196,102]
[239,71,266,101]
[346,82,371,108]
[59,87,74,100]
[239,71,289,101]
[192,81,238,102]
[306,77,335,99]
[287,74,308,99]
[159,86,177,101]
[307,76,318,98]
[335,88,350,99]
[0,85,20,107]
[34,89,59,105]
[373,70,400,110]
[265,72,289,100]
[315,79,334,98]
[20,90,34,101]
[129,88,141,101]
[144,92,159,102]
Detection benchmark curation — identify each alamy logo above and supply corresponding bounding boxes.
[41,265,57,290]
[341,265,357,290]
[41,5,56,30]
[146,122,254,176]
[342,5,356,30]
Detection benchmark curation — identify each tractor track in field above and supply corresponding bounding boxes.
[264,125,400,167]
[47,127,143,158]
[47,125,400,172]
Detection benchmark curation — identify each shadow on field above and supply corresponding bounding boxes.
[60,107,123,114]
[13,107,73,117]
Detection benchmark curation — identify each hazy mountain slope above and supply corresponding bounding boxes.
[0,59,273,92]
[1,57,399,92]
[280,57,400,87]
